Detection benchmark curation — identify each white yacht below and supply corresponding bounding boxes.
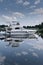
[5,21,29,38]
[0,21,38,39]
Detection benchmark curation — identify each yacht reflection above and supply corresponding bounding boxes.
[4,37,24,47]
[0,32,38,47]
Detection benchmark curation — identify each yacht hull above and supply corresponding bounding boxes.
[6,31,29,38]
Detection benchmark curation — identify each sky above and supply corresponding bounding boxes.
[0,0,43,26]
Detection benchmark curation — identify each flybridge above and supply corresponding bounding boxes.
[8,21,20,25]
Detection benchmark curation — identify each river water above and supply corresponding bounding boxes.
[0,35,43,65]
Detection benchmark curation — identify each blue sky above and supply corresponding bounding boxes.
[0,0,43,25]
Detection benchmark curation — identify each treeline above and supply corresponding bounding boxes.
[23,22,43,29]
[23,22,43,38]
[0,22,43,31]
[35,23,43,38]
[0,25,8,31]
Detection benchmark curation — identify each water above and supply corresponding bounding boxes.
[0,35,43,65]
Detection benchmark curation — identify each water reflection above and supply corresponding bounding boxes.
[39,33,43,38]
[5,38,24,47]
[0,34,43,65]
[0,34,38,48]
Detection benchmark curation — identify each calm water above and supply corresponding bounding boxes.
[0,35,43,65]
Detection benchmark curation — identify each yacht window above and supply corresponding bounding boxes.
[15,27,20,29]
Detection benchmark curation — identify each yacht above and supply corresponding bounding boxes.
[5,21,29,38]
[0,21,38,39]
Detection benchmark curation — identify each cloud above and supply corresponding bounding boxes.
[28,49,34,52]
[16,53,21,56]
[0,0,3,2]
[1,12,25,23]
[16,0,23,4]
[2,15,10,20]
[16,0,30,6]
[32,52,39,58]
[34,0,40,5]
[27,38,43,50]
[30,5,36,8]
[12,12,25,18]
[21,51,28,55]
[2,15,17,21]
[29,8,43,15]
[23,1,30,6]
[33,42,43,50]
[0,55,6,64]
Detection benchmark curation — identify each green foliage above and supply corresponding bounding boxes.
[23,22,43,29]
[0,25,8,31]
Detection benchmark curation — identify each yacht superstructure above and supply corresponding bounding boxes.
[5,21,29,38]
